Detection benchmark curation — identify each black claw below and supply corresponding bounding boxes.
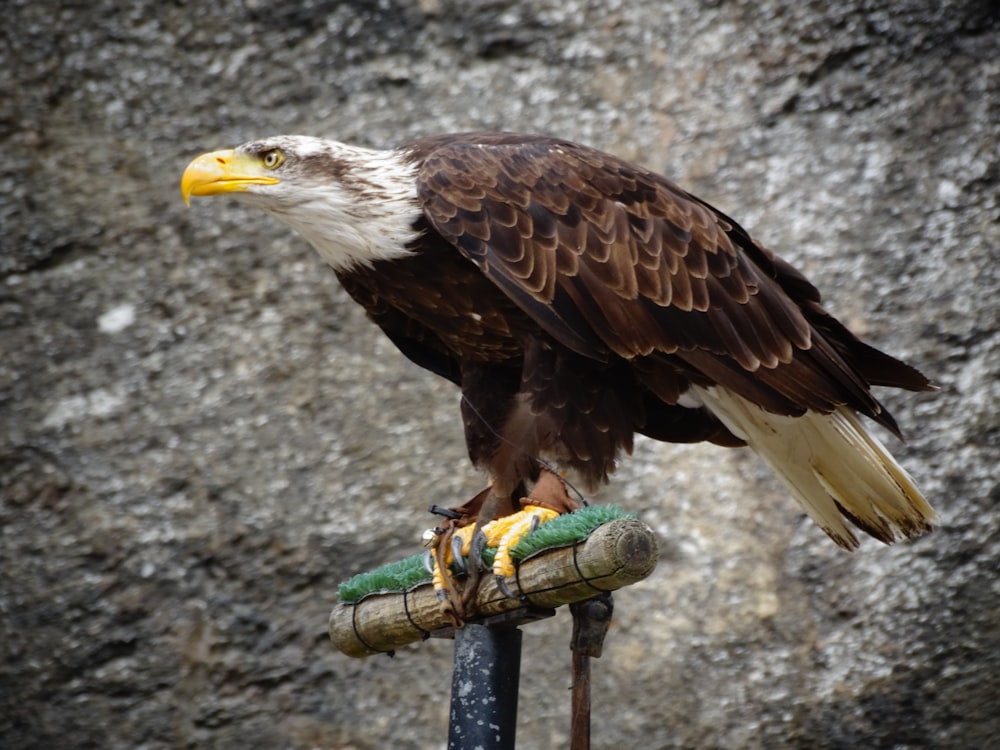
[422,550,435,576]
[529,514,541,533]
[495,575,516,599]
[470,528,489,570]
[450,534,468,573]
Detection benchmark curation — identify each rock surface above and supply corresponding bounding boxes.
[2,1,998,748]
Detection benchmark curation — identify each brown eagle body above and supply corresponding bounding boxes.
[181,132,937,549]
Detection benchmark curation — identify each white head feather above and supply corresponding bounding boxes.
[233,135,423,271]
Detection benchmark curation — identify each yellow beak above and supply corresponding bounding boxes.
[180,149,280,206]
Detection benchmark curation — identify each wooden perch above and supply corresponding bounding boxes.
[328,517,658,658]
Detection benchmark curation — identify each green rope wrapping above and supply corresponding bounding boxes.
[337,505,633,603]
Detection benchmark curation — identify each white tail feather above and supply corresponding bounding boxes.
[693,386,937,549]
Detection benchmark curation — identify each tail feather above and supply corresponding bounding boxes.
[693,386,936,549]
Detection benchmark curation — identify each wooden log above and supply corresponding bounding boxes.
[329,517,658,658]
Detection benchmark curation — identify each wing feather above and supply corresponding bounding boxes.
[412,134,931,430]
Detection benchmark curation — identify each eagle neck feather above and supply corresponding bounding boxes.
[266,141,424,272]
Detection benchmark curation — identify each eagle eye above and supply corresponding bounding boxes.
[261,149,284,169]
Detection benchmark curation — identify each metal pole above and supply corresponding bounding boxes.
[448,623,522,750]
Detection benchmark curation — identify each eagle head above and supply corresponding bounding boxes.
[181,135,421,270]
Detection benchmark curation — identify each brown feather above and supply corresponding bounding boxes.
[329,131,935,543]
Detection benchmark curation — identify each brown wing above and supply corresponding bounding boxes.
[412,133,931,435]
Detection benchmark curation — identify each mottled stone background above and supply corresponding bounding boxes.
[2,1,998,748]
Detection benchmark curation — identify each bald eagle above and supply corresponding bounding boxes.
[181,132,935,551]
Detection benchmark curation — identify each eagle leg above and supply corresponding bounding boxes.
[426,471,581,619]
[460,489,504,608]
[427,521,467,627]
[489,470,579,596]
[425,486,494,622]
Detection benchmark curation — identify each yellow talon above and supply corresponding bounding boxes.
[426,469,577,615]
[426,504,559,599]
[489,505,560,579]
[428,524,478,595]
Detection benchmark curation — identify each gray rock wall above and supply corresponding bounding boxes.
[2,1,997,747]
